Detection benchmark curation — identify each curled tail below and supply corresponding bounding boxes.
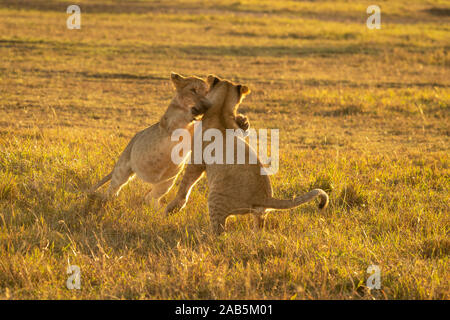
[89,172,112,193]
[254,189,329,211]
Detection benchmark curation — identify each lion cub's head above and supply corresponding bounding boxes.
[205,75,251,115]
[170,72,209,109]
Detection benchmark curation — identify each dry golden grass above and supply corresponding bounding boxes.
[0,0,448,299]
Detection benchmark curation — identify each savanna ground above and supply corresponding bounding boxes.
[0,0,449,299]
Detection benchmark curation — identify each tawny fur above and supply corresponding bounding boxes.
[165,75,329,234]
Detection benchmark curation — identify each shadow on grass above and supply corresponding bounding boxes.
[175,44,380,57]
[2,0,447,25]
[1,0,179,14]
[424,7,450,17]
[0,39,380,58]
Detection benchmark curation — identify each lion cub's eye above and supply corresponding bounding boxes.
[190,88,197,94]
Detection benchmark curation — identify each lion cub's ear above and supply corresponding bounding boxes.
[207,74,221,87]
[237,84,251,97]
[170,72,186,88]
[240,85,250,95]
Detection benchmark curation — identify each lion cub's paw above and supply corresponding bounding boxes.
[235,113,250,132]
[164,199,186,215]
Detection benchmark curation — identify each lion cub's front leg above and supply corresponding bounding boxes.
[164,164,205,215]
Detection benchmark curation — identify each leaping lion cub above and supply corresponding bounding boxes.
[165,75,329,234]
[90,72,249,207]
[90,72,212,206]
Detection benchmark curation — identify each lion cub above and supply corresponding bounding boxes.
[90,72,212,206]
[165,75,329,234]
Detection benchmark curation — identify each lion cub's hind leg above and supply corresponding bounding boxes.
[144,177,177,209]
[208,196,231,235]
[210,210,227,236]
[107,163,135,198]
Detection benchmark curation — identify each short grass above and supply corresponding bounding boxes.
[0,0,448,299]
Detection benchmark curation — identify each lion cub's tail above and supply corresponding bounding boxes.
[255,189,329,211]
[89,172,112,193]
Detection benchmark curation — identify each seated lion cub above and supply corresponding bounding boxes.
[90,72,249,207]
[165,75,329,234]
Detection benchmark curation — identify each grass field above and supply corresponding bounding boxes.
[0,0,449,299]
